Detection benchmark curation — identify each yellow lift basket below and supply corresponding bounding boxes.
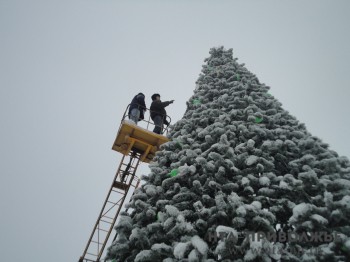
[112,104,171,163]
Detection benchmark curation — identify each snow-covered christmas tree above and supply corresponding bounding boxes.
[106,47,350,261]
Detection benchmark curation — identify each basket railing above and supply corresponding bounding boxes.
[121,104,172,135]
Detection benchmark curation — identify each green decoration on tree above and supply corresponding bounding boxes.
[255,116,263,123]
[169,169,179,177]
[192,99,201,105]
[236,74,240,81]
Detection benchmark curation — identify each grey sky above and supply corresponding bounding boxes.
[0,1,349,261]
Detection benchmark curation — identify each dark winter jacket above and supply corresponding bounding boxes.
[150,100,172,122]
[129,94,146,120]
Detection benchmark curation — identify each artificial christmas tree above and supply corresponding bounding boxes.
[106,47,350,261]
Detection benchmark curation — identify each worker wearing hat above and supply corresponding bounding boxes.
[150,93,174,134]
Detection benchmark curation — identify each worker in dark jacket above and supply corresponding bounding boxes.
[150,93,174,134]
[128,93,146,124]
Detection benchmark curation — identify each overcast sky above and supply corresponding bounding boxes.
[0,1,349,261]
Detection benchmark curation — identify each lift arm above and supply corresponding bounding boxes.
[79,152,141,262]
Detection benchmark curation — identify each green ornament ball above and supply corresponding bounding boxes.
[255,117,263,123]
[169,169,179,177]
[192,99,201,105]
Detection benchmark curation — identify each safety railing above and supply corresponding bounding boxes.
[121,104,172,135]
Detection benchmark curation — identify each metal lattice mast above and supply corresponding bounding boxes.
[79,151,141,262]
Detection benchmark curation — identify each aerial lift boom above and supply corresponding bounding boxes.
[79,106,170,262]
